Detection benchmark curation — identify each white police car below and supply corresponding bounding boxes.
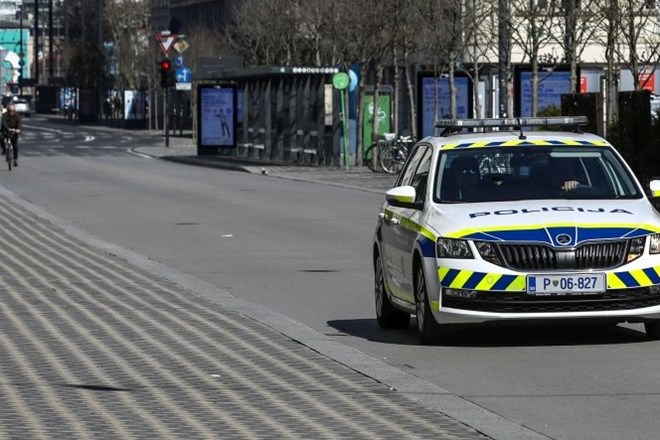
[373,116,660,344]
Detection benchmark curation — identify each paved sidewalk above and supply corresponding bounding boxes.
[0,182,488,439]
[134,143,399,194]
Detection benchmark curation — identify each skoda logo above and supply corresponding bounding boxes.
[556,233,572,246]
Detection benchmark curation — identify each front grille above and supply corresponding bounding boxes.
[495,240,628,271]
[443,287,660,313]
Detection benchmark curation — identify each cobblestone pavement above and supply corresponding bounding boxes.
[0,194,487,439]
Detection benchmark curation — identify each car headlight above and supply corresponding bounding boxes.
[437,238,473,259]
[650,234,660,254]
[475,241,503,265]
[628,236,647,261]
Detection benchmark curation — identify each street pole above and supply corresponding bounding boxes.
[34,0,38,84]
[18,1,23,93]
[165,89,169,147]
[48,0,53,81]
[498,0,509,117]
[96,0,102,122]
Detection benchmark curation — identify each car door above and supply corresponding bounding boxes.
[381,144,432,303]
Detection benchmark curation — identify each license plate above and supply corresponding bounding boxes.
[527,273,605,295]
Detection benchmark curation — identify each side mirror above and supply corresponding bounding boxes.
[385,186,420,208]
[650,180,660,198]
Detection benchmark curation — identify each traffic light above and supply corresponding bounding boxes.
[159,58,173,88]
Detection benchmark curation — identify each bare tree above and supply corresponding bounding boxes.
[553,0,603,93]
[413,0,454,121]
[104,0,150,90]
[460,0,498,118]
[591,0,621,128]
[614,0,660,90]
[509,0,558,115]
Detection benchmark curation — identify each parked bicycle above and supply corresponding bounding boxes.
[365,132,415,174]
[379,133,414,174]
[364,133,396,172]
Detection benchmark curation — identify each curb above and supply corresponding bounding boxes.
[161,155,251,173]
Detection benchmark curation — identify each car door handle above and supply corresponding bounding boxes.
[390,217,400,225]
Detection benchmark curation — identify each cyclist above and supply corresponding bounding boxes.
[2,102,21,167]
[0,103,4,155]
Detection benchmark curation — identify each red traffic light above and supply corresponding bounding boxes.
[159,59,171,72]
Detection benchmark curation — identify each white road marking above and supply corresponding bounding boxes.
[126,148,153,159]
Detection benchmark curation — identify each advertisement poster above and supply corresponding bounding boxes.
[420,76,470,138]
[362,94,391,151]
[200,86,236,147]
[519,71,571,116]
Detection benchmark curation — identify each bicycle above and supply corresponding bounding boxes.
[364,136,391,172]
[4,128,16,171]
[379,134,414,174]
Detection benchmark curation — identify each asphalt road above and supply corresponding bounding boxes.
[6,115,660,439]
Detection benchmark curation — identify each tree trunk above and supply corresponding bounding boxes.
[472,64,482,119]
[403,46,417,140]
[606,24,617,131]
[392,47,400,134]
[449,59,457,119]
[356,74,367,167]
[371,63,383,168]
[531,57,539,116]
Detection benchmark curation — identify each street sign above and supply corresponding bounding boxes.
[156,33,177,56]
[174,55,185,67]
[176,82,191,91]
[173,39,190,54]
[175,67,192,83]
[332,72,349,90]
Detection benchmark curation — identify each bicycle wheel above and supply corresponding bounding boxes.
[380,146,406,175]
[364,143,379,172]
[5,140,12,171]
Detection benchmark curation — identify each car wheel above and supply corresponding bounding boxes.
[645,320,660,340]
[374,252,410,329]
[415,266,446,345]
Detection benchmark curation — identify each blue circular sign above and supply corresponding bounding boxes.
[175,67,192,83]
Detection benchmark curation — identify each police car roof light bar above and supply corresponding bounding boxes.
[434,116,588,131]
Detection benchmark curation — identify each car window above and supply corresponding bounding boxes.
[434,146,642,203]
[397,144,429,187]
[410,148,433,203]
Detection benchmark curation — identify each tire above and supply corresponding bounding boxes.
[414,265,446,345]
[365,144,378,172]
[6,142,12,172]
[374,252,410,329]
[380,146,406,175]
[645,320,660,340]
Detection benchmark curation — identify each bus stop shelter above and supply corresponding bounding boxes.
[195,66,343,166]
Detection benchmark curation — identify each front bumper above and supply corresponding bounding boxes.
[435,285,660,324]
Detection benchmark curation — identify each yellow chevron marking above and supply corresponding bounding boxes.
[501,139,523,146]
[607,273,627,289]
[438,267,450,282]
[449,270,473,288]
[507,276,526,291]
[476,274,501,290]
[630,269,653,287]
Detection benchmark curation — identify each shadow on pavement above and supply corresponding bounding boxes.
[328,318,650,347]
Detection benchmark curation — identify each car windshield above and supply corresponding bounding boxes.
[434,146,642,203]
